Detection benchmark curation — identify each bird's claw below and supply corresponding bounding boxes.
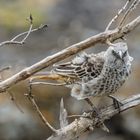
[108,95,123,113]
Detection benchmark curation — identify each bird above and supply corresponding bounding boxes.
[31,42,133,110]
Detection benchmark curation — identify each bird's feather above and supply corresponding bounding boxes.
[52,52,105,82]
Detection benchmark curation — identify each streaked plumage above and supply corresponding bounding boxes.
[52,42,133,100]
[53,52,104,81]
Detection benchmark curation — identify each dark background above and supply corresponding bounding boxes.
[0,0,140,140]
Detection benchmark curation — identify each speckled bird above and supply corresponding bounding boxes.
[52,42,133,101]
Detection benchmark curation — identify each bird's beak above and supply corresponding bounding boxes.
[118,51,123,59]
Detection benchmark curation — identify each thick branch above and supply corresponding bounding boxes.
[0,16,140,93]
[47,94,140,140]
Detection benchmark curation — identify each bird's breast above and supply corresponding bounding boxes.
[98,65,131,96]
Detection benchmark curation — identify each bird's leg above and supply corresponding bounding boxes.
[108,95,123,112]
[84,98,99,118]
[84,98,109,132]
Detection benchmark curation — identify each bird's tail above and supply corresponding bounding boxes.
[30,71,76,86]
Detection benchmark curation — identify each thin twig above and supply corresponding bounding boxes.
[105,0,132,31]
[0,41,26,46]
[7,91,24,113]
[67,114,86,118]
[10,24,48,42]
[118,0,140,28]
[0,15,32,47]
[16,14,33,44]
[30,81,67,86]
[0,66,11,83]
[0,66,11,82]
[0,66,11,73]
[0,14,48,47]
[106,39,118,46]
[25,82,58,133]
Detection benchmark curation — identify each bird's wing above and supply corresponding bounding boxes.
[52,52,105,82]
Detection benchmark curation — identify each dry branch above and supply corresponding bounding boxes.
[46,94,140,140]
[105,0,131,31]
[0,16,140,93]
[0,14,47,47]
[118,0,140,28]
[25,82,58,133]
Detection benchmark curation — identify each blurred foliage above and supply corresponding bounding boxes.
[0,0,56,29]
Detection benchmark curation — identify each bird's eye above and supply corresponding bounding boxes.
[112,50,116,55]
[112,50,119,57]
[122,51,127,58]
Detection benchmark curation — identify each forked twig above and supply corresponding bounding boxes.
[105,0,140,46]
[105,0,132,31]
[10,24,47,43]
[0,14,48,47]
[17,14,33,43]
[118,0,140,28]
[25,81,58,133]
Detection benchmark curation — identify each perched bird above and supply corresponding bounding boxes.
[53,42,132,99]
[31,42,133,108]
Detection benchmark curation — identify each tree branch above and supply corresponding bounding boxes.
[0,14,47,47]
[0,16,140,93]
[25,82,58,133]
[118,0,140,28]
[105,0,131,31]
[46,94,140,140]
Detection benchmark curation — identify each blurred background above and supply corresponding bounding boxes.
[0,0,140,140]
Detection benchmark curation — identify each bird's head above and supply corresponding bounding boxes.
[105,42,133,67]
